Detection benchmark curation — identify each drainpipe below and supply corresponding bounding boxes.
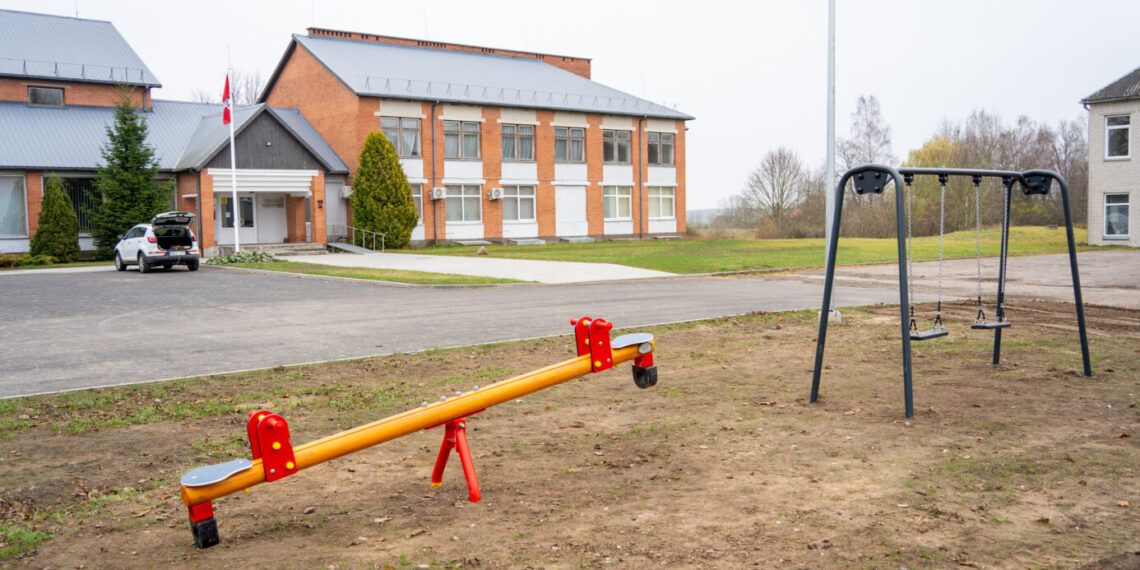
[638,116,646,240]
[432,100,439,243]
[194,169,202,249]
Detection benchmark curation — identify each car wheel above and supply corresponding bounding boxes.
[138,253,150,273]
[187,260,200,271]
[114,252,126,271]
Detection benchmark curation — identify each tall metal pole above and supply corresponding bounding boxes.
[824,0,837,314]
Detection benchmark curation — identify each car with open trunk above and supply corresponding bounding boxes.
[113,212,200,272]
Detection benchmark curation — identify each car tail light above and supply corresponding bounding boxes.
[147,236,157,243]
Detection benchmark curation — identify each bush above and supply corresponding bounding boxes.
[0,254,55,268]
[205,250,277,265]
[350,131,418,249]
[29,174,80,262]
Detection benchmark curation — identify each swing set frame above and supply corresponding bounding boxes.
[810,164,1092,418]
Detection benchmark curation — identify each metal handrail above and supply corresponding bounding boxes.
[345,225,385,252]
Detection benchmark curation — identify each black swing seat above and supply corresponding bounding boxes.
[910,327,949,341]
[971,319,1011,330]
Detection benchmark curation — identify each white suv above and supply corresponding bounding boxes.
[113,212,200,273]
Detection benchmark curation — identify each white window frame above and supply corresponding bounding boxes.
[445,184,482,223]
[0,174,28,238]
[380,116,421,158]
[501,124,536,162]
[603,186,632,220]
[411,184,423,225]
[1104,193,1130,239]
[1106,114,1130,160]
[501,185,536,222]
[647,186,676,219]
[444,121,481,160]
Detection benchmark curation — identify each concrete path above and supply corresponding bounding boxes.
[770,250,1140,310]
[0,265,113,276]
[280,252,676,283]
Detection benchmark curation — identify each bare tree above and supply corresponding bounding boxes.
[743,147,806,222]
[838,95,896,170]
[187,69,264,105]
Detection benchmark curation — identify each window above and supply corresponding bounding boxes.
[501,185,536,221]
[62,178,98,232]
[445,185,481,222]
[554,127,585,162]
[411,184,423,224]
[28,86,63,107]
[380,117,421,158]
[0,176,27,236]
[648,186,675,219]
[220,196,254,228]
[1107,115,1130,159]
[647,132,675,166]
[603,186,632,220]
[1105,194,1129,237]
[501,124,535,161]
[603,130,631,164]
[444,121,480,159]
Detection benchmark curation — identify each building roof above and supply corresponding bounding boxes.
[175,104,348,173]
[1082,66,1140,105]
[0,100,214,171]
[264,34,693,121]
[0,9,160,87]
[0,100,347,174]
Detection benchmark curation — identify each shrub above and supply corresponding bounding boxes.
[29,174,80,262]
[205,250,277,265]
[0,254,55,268]
[350,131,418,249]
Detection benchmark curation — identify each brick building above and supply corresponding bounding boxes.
[0,9,346,255]
[261,29,694,244]
[1083,67,1139,246]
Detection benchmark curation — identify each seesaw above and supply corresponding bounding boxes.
[179,316,658,548]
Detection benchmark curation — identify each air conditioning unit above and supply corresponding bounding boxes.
[488,187,504,200]
[340,186,353,199]
[430,187,447,200]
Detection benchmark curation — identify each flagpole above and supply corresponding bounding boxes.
[227,70,239,252]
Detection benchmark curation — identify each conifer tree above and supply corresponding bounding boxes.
[89,89,173,259]
[29,174,80,262]
[350,131,418,249]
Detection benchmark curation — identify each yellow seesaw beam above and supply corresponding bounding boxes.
[180,340,652,509]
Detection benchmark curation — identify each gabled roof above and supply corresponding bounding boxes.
[1082,66,1140,105]
[174,104,348,173]
[0,9,160,87]
[0,100,215,171]
[263,34,693,121]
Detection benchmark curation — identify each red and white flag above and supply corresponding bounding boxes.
[222,74,232,125]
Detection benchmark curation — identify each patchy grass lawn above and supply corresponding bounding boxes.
[222,261,527,285]
[0,300,1136,568]
[404,226,1111,274]
[0,260,110,272]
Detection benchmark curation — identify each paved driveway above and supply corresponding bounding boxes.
[0,266,927,398]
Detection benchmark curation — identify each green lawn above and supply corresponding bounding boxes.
[400,226,1109,274]
[0,260,110,271]
[225,261,526,285]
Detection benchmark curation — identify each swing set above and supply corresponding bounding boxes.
[810,164,1092,418]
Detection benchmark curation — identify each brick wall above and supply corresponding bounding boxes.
[535,110,557,237]
[25,172,42,237]
[585,114,605,235]
[309,171,327,244]
[0,78,149,108]
[674,119,687,234]
[1087,99,1139,246]
[307,28,591,79]
[481,107,503,239]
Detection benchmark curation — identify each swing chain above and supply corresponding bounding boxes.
[937,174,947,323]
[904,174,915,318]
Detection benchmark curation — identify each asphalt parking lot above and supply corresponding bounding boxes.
[0,264,925,398]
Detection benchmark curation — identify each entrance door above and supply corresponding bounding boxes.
[216,195,257,245]
[555,185,588,236]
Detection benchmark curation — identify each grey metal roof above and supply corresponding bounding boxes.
[0,9,160,87]
[279,34,692,121]
[174,104,348,173]
[0,100,217,171]
[1083,66,1140,104]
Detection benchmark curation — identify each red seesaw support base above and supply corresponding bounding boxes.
[428,411,483,502]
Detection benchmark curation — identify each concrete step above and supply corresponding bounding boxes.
[216,243,329,257]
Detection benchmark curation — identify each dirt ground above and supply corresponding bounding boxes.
[1,300,1137,568]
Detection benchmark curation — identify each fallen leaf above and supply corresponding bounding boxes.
[407,528,426,538]
[1116,433,1131,439]
[1036,517,1050,524]
[758,401,777,406]
[373,517,392,524]
[132,509,151,518]
[1118,500,1131,508]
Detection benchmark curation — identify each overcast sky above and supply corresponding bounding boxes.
[3,0,1137,209]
